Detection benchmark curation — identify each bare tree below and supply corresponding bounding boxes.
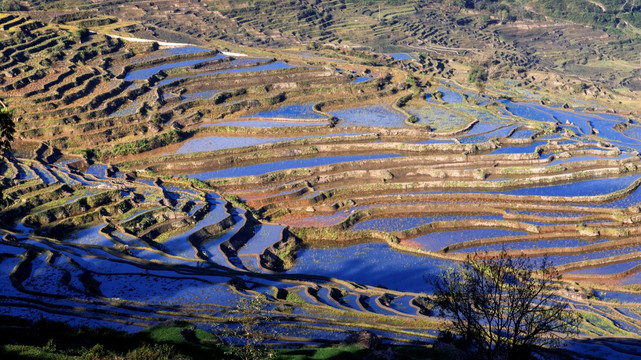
[430,251,579,360]
[220,294,275,360]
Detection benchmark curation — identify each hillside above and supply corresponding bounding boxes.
[1,2,641,359]
[13,0,641,92]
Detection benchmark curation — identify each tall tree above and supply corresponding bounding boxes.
[0,100,15,201]
[431,251,579,360]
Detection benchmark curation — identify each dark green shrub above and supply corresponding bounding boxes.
[126,343,175,360]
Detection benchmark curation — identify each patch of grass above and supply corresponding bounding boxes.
[143,324,216,344]
[275,344,455,360]
[275,344,368,360]
[2,344,78,360]
[0,317,226,360]
[579,311,634,336]
[286,291,306,304]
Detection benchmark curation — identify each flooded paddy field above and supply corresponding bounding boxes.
[3,24,641,348]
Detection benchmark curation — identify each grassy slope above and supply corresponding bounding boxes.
[0,316,453,360]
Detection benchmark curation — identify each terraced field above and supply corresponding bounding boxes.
[3,13,641,356]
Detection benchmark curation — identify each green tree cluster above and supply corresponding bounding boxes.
[0,100,15,201]
[0,0,21,11]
